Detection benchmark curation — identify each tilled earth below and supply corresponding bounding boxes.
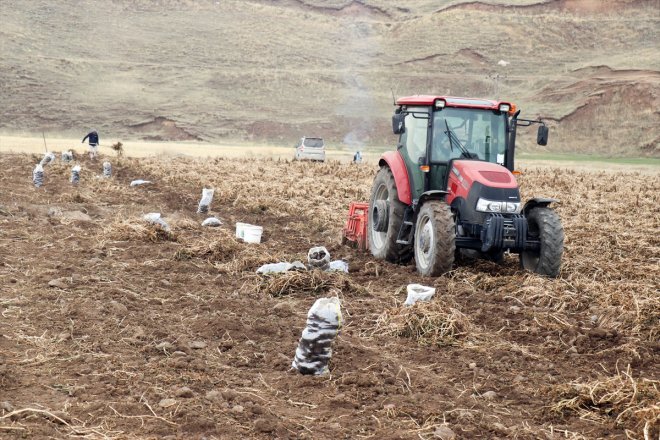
[0,153,658,439]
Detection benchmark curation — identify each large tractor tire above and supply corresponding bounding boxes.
[520,207,564,277]
[368,167,412,263]
[414,201,456,277]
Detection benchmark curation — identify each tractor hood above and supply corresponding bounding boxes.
[451,160,518,189]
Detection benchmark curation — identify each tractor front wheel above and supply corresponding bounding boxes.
[520,207,564,277]
[368,167,412,263]
[414,201,456,277]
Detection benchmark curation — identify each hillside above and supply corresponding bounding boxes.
[0,0,658,155]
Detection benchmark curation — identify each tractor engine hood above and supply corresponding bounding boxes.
[451,160,518,190]
[447,160,521,224]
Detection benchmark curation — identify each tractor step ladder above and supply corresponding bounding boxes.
[396,206,415,245]
[342,202,369,251]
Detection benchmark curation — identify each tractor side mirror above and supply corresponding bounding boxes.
[392,113,405,135]
[537,125,549,146]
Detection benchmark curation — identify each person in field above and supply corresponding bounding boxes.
[353,151,362,164]
[82,130,99,159]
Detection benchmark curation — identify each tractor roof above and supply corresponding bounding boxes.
[396,95,509,110]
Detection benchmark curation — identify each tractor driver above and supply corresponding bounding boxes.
[431,120,456,162]
[432,117,474,162]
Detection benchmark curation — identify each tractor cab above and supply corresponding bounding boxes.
[361,95,563,278]
[392,96,547,200]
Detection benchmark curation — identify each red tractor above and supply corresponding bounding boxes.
[367,95,563,277]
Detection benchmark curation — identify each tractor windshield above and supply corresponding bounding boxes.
[431,108,506,165]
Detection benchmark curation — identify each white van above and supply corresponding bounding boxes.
[294,137,325,162]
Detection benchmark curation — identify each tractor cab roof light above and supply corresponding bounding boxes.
[498,102,517,115]
[434,99,446,109]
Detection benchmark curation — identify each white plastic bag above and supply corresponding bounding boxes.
[103,162,112,178]
[201,217,222,227]
[197,188,214,214]
[256,261,306,274]
[307,246,330,270]
[292,297,342,375]
[404,284,436,306]
[257,262,293,274]
[130,179,152,187]
[33,164,44,187]
[143,212,170,232]
[327,260,349,273]
[70,165,81,185]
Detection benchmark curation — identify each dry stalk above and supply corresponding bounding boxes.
[102,218,176,243]
[174,230,241,262]
[376,301,473,346]
[257,270,367,297]
[550,365,659,435]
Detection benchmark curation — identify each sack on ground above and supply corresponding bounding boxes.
[40,152,56,166]
[61,151,73,163]
[327,260,349,273]
[130,179,152,187]
[197,188,214,214]
[70,165,81,185]
[404,284,436,306]
[292,297,342,375]
[143,212,170,232]
[33,164,44,187]
[256,261,306,274]
[307,246,330,270]
[201,217,222,227]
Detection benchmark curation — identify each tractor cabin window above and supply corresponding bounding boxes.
[401,107,429,163]
[431,108,506,165]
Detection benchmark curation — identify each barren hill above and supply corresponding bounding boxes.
[1,0,658,155]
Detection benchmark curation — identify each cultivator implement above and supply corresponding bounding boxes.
[341,202,369,250]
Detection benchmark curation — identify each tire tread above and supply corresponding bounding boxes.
[415,201,456,276]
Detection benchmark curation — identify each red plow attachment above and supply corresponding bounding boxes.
[342,202,369,251]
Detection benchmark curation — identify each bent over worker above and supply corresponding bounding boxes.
[82,130,99,159]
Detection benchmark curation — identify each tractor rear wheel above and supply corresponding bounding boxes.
[520,207,564,277]
[368,167,412,263]
[414,201,456,277]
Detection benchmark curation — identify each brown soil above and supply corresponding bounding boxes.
[0,153,658,439]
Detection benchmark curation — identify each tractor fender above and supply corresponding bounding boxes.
[378,151,412,205]
[523,197,559,216]
[418,190,449,209]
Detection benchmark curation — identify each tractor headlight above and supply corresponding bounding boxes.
[476,198,521,214]
[505,202,521,213]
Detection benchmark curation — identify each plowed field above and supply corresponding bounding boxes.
[0,153,658,439]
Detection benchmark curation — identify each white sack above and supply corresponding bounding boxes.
[292,297,342,375]
[33,164,44,187]
[143,212,170,232]
[130,179,152,187]
[327,260,349,273]
[197,188,214,214]
[404,284,436,306]
[201,217,222,227]
[307,246,330,270]
[70,165,81,185]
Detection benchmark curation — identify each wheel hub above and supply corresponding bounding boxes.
[372,200,389,232]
